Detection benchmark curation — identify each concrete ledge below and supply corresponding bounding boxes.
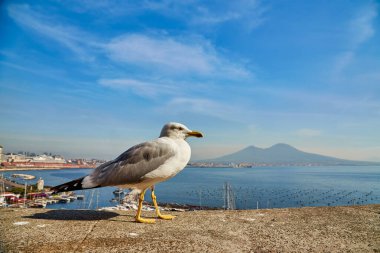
[1,205,379,252]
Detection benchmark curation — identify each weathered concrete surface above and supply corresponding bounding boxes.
[1,205,379,253]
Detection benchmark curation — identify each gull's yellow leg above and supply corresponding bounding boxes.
[151,186,175,220]
[135,189,155,224]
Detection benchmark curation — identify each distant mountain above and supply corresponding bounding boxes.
[204,143,379,165]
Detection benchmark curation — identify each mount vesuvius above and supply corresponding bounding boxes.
[201,143,379,166]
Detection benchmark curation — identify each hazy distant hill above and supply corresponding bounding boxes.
[205,143,379,165]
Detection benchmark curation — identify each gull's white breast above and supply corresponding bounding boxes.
[143,137,191,181]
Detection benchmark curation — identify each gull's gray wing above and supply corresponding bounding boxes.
[87,140,176,187]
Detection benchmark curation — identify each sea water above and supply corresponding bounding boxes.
[2,166,380,210]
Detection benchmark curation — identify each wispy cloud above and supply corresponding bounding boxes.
[105,33,252,78]
[187,0,267,30]
[5,2,256,124]
[62,0,267,31]
[143,0,267,29]
[349,3,377,47]
[105,34,214,74]
[7,4,100,61]
[0,60,66,81]
[7,4,253,82]
[332,2,377,78]
[332,51,354,77]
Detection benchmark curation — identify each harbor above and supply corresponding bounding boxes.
[0,175,188,212]
[0,175,85,209]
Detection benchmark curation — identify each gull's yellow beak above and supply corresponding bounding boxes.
[187,131,203,138]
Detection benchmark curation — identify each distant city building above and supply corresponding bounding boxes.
[31,154,66,163]
[0,147,105,169]
[4,153,66,163]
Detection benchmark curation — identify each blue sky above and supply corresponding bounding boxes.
[1,0,379,161]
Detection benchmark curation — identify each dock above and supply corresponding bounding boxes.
[1,204,379,252]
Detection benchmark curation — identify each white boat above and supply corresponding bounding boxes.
[0,196,7,207]
[11,174,36,180]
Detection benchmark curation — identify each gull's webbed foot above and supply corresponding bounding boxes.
[135,216,156,224]
[158,214,175,220]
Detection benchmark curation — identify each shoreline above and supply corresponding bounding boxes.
[0,167,95,172]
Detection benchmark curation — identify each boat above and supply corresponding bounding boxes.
[0,196,7,207]
[68,196,77,201]
[46,199,57,204]
[58,197,70,203]
[27,192,48,199]
[113,188,124,195]
[11,174,36,180]
[29,201,47,208]
[1,193,20,204]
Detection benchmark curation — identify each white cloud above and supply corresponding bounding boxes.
[105,34,214,74]
[7,4,100,61]
[349,3,377,47]
[105,34,251,78]
[7,4,253,80]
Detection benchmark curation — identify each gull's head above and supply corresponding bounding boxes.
[160,122,203,140]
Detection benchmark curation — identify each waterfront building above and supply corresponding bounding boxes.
[31,154,66,163]
[4,153,66,163]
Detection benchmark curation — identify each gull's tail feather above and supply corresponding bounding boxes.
[50,177,99,194]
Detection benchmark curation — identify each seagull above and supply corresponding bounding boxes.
[51,122,203,223]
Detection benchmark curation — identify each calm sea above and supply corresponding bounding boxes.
[2,166,380,210]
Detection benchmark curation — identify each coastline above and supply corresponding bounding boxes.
[0,167,95,172]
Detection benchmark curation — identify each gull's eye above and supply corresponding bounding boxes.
[178,127,184,131]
